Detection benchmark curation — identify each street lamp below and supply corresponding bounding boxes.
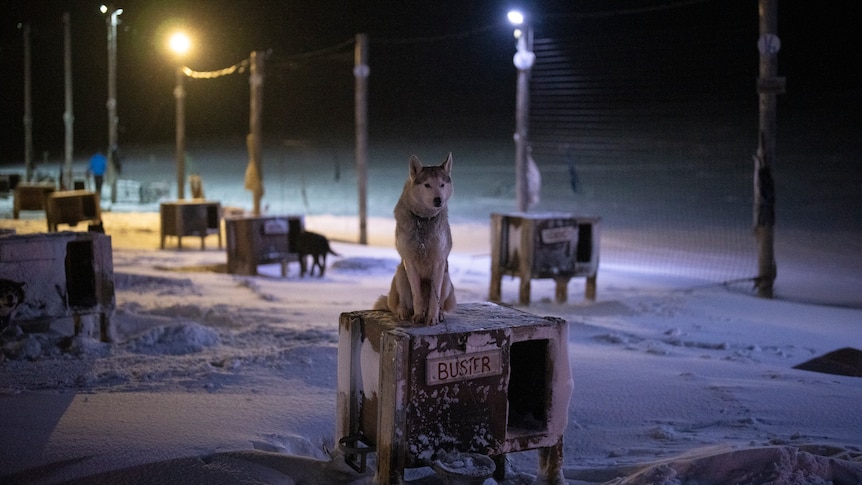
[102,4,123,203]
[169,32,190,199]
[508,9,535,212]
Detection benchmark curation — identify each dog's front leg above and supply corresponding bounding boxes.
[403,261,426,323]
[426,260,447,325]
[391,263,412,321]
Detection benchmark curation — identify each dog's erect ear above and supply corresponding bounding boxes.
[440,152,453,174]
[409,155,423,179]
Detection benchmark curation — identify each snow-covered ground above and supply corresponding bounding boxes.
[1,134,861,484]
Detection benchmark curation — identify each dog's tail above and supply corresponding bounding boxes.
[325,242,340,257]
[373,295,390,311]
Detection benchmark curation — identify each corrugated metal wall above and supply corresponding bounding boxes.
[528,3,761,282]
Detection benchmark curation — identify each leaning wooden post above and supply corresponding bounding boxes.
[754,0,782,298]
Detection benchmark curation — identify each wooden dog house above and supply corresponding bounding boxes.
[0,232,115,341]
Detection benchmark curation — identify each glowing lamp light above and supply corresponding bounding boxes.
[100,5,123,16]
[507,10,525,26]
[169,32,191,56]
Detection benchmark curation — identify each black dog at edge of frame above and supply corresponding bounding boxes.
[294,231,339,278]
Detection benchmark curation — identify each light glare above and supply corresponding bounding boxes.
[169,32,191,55]
[508,10,524,26]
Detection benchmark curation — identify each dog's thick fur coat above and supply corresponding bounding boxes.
[374,154,456,325]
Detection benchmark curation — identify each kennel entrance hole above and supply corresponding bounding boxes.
[65,240,97,308]
[508,339,549,434]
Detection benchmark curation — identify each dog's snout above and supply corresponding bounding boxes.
[433,197,442,207]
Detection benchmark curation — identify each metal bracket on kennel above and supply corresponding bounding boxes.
[338,433,375,473]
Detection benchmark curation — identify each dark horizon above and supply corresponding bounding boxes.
[0,0,859,164]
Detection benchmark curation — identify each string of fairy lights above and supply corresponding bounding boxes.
[181,58,250,79]
[174,0,714,77]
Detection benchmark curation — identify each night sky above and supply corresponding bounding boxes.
[0,0,858,164]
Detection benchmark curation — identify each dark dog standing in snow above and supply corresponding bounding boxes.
[375,153,456,325]
[295,231,338,277]
[0,278,25,331]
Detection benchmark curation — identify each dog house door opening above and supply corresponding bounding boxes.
[65,240,97,307]
[507,339,549,434]
[576,224,592,262]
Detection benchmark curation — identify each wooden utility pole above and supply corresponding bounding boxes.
[513,26,534,213]
[754,0,782,298]
[248,51,265,215]
[63,12,74,189]
[23,24,33,181]
[354,34,369,245]
[175,66,186,199]
[106,7,122,203]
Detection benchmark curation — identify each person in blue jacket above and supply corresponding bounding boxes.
[89,150,107,195]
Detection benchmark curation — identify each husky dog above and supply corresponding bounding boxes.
[0,279,25,333]
[374,154,456,325]
[295,231,339,277]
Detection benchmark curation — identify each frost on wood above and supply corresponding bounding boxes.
[337,302,572,482]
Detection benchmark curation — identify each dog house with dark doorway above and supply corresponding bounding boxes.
[159,200,222,249]
[0,232,115,341]
[490,212,600,305]
[225,215,305,277]
[336,302,573,483]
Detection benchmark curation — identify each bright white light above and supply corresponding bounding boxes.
[508,10,525,26]
[168,32,191,56]
[101,5,123,16]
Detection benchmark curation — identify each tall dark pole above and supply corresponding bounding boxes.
[754,0,782,298]
[354,34,369,245]
[249,51,264,215]
[63,12,74,189]
[513,26,534,213]
[23,23,33,182]
[174,66,186,199]
[106,6,122,203]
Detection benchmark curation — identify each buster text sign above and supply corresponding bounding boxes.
[426,349,503,385]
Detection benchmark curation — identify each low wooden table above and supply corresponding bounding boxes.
[160,200,222,250]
